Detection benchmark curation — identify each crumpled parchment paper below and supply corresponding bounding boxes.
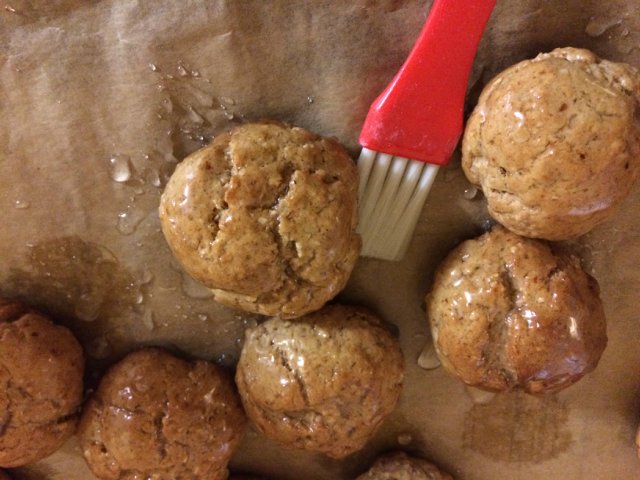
[1,0,640,478]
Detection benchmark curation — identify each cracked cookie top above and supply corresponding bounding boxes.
[78,347,246,480]
[159,121,360,319]
[0,299,84,467]
[426,226,607,394]
[462,47,640,240]
[235,304,405,459]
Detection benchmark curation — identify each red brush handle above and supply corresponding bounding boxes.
[359,0,496,165]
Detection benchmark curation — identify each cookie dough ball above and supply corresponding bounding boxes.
[462,47,640,240]
[356,451,453,480]
[160,121,361,318]
[235,305,405,458]
[0,299,84,467]
[426,226,607,393]
[78,348,246,480]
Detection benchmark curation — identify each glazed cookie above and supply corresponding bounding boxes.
[426,226,607,393]
[78,348,246,480]
[462,47,640,240]
[0,299,84,467]
[235,305,404,458]
[159,121,360,319]
[356,451,453,480]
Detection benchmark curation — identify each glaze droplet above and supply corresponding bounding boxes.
[417,341,441,370]
[463,186,479,200]
[109,155,132,183]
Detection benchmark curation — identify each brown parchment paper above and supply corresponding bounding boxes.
[2,1,640,479]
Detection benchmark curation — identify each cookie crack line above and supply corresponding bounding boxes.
[261,167,318,307]
[477,302,510,385]
[275,346,310,407]
[500,264,519,312]
[269,160,296,253]
[207,147,234,246]
[154,402,169,462]
[493,264,521,386]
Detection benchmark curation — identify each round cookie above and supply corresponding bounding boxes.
[356,451,453,480]
[462,47,640,240]
[0,299,84,467]
[426,226,607,393]
[78,348,246,480]
[159,121,360,319]
[235,304,405,458]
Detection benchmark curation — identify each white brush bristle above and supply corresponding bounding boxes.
[357,147,439,261]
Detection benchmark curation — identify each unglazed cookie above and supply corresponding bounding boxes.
[462,47,640,240]
[356,451,453,480]
[235,305,404,458]
[159,121,360,319]
[0,299,84,467]
[426,226,607,393]
[78,348,246,480]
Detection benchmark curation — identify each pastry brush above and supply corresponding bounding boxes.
[357,0,496,260]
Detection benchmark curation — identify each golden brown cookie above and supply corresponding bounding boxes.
[159,121,360,319]
[426,226,607,393]
[0,299,84,467]
[235,304,405,459]
[462,47,640,240]
[356,451,453,480]
[78,347,246,480]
